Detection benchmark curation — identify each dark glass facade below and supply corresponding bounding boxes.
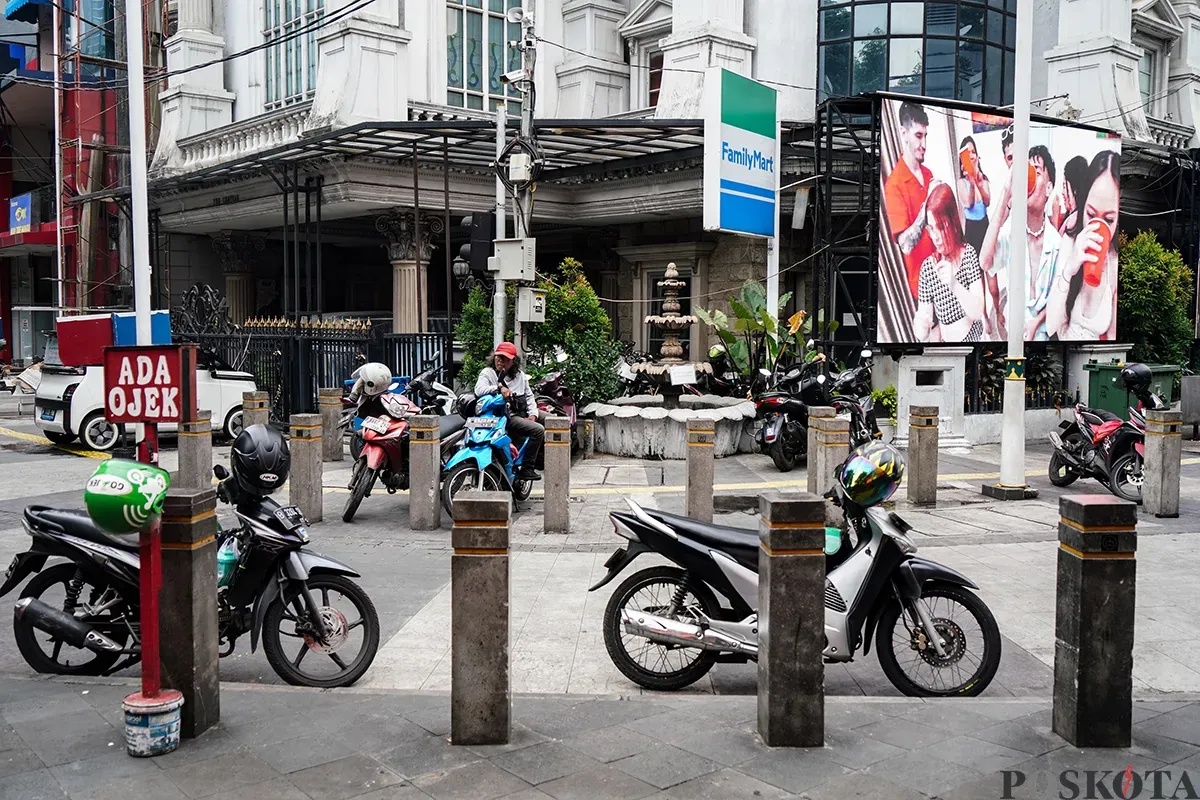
[818,0,1017,105]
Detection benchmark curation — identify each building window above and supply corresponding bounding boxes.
[265,0,325,110]
[1138,49,1154,110]
[447,0,522,115]
[817,0,1016,106]
[648,51,664,108]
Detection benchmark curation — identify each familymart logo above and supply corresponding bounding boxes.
[1001,765,1199,799]
[720,142,775,173]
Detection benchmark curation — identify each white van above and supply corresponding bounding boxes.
[35,335,257,451]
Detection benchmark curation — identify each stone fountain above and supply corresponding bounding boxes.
[581,262,757,459]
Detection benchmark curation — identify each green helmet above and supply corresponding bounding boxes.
[84,459,171,534]
[837,441,905,507]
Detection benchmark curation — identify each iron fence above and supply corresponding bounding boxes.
[964,346,1077,415]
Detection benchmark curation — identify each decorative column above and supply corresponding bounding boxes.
[376,209,441,334]
[211,232,265,325]
[555,0,631,116]
[656,0,757,117]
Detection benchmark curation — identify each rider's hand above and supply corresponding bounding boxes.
[528,415,538,422]
[500,386,513,400]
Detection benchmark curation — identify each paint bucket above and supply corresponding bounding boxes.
[122,690,184,757]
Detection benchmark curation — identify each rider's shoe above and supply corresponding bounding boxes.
[518,467,542,481]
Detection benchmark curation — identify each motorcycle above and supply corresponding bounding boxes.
[2,466,381,688]
[440,393,534,518]
[341,359,456,462]
[1048,389,1166,503]
[534,371,577,461]
[589,484,1002,697]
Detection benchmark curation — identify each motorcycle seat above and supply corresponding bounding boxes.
[1080,406,1121,423]
[643,508,760,571]
[23,506,140,551]
[439,415,466,438]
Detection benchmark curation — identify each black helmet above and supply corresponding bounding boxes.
[230,424,290,496]
[456,392,477,418]
[1119,362,1152,395]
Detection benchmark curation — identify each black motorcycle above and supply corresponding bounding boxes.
[2,465,380,688]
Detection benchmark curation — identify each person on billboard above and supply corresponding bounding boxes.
[957,136,992,255]
[1001,125,1014,168]
[1045,150,1119,341]
[884,101,936,299]
[979,145,1061,340]
[1049,155,1088,235]
[913,184,986,342]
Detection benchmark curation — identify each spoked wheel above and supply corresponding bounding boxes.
[262,574,380,688]
[342,460,375,523]
[13,564,131,676]
[1048,433,1083,487]
[876,582,1001,697]
[442,462,503,518]
[602,566,718,691]
[1110,452,1144,504]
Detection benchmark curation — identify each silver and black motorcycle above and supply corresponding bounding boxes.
[590,442,1001,696]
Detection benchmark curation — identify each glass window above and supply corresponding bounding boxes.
[888,38,923,91]
[854,4,887,36]
[985,44,1003,105]
[926,3,957,34]
[987,10,1004,43]
[821,7,852,40]
[1139,49,1154,108]
[958,40,984,102]
[853,39,887,93]
[264,0,325,109]
[890,3,923,35]
[1003,49,1014,104]
[959,4,985,39]
[1005,15,1015,48]
[819,42,851,100]
[648,51,664,107]
[925,38,956,99]
[447,0,520,110]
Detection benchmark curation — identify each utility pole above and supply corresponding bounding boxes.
[493,103,507,344]
[513,10,536,356]
[125,0,152,346]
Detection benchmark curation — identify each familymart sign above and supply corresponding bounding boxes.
[702,67,779,238]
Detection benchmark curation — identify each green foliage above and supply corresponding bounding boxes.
[1117,231,1194,367]
[453,285,498,388]
[871,384,898,423]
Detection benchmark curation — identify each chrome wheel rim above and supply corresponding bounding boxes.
[618,579,707,676]
[891,593,988,693]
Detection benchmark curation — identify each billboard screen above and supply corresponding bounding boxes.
[877,97,1122,344]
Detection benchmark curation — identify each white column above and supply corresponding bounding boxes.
[177,0,213,31]
[655,0,756,117]
[309,0,412,128]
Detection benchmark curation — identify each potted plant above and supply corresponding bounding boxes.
[872,385,898,442]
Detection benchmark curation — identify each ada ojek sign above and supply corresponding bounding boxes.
[702,67,779,238]
[103,346,184,423]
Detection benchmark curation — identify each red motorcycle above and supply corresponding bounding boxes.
[343,393,420,523]
[1048,371,1166,503]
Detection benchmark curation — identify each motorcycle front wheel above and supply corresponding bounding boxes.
[442,462,504,518]
[1110,451,1145,504]
[875,582,1002,697]
[14,564,130,676]
[342,461,376,523]
[261,573,380,688]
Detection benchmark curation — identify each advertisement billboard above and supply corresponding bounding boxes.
[877,96,1122,344]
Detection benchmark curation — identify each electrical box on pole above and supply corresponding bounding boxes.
[516,287,547,323]
[494,238,537,282]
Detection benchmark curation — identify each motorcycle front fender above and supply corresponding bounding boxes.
[250,573,281,654]
[445,444,493,474]
[283,550,362,581]
[363,442,388,471]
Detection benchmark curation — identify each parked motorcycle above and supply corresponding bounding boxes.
[2,429,381,688]
[1047,362,1165,503]
[534,370,577,458]
[441,393,534,518]
[341,358,456,462]
[590,440,1001,696]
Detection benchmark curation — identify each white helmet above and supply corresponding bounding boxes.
[355,362,393,398]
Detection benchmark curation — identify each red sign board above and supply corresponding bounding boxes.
[103,346,185,424]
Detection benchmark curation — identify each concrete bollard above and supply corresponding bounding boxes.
[686,417,716,522]
[1144,409,1182,518]
[1053,494,1137,748]
[408,415,441,530]
[451,493,511,745]
[758,491,825,747]
[1182,375,1200,440]
[805,406,835,494]
[176,410,212,489]
[159,487,220,739]
[808,407,850,496]
[544,416,571,534]
[288,414,323,523]
[906,405,939,505]
[318,388,344,462]
[243,391,270,429]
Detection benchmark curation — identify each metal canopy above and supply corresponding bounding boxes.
[152,118,707,193]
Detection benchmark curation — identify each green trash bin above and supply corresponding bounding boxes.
[1084,361,1179,420]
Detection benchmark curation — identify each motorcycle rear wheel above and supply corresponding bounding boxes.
[1109,452,1144,504]
[1048,432,1083,487]
[342,461,375,523]
[602,566,719,691]
[769,436,799,472]
[14,564,129,676]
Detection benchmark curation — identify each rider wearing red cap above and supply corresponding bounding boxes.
[473,341,543,480]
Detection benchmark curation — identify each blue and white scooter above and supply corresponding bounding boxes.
[440,393,534,518]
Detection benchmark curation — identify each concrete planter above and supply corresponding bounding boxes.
[878,420,896,444]
[584,397,755,459]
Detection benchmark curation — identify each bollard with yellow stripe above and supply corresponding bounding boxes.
[1144,409,1182,518]
[159,487,221,739]
[289,414,323,523]
[318,388,344,462]
[907,404,939,505]
[686,416,716,523]
[1053,493,1137,749]
[409,415,441,530]
[757,491,825,748]
[242,391,270,429]
[544,416,571,534]
[450,493,511,746]
[176,410,213,490]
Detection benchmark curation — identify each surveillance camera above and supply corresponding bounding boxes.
[501,68,528,85]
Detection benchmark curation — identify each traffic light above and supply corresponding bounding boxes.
[458,213,496,274]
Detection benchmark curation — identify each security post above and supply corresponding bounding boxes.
[806,406,836,494]
[686,417,716,522]
[243,391,270,428]
[1144,409,1182,518]
[544,416,571,533]
[408,415,441,530]
[318,388,343,461]
[288,414,323,523]
[451,493,511,745]
[159,487,220,739]
[175,410,212,489]
[907,405,939,505]
[1053,494,1137,748]
[758,491,825,747]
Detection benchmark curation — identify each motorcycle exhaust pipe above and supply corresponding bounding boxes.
[14,598,124,653]
[621,610,758,656]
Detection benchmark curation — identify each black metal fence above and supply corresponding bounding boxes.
[964,346,1078,415]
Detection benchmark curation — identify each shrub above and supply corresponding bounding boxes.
[1117,232,1194,367]
[871,385,898,423]
[453,285,498,388]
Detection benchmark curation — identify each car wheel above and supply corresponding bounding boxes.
[223,407,244,440]
[44,432,77,446]
[80,412,120,452]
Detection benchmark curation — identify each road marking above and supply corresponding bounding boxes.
[0,425,110,460]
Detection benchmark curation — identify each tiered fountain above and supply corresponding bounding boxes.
[581,262,756,459]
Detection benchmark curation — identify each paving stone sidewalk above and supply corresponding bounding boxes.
[3,675,1200,800]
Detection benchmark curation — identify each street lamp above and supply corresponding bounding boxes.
[453,255,470,280]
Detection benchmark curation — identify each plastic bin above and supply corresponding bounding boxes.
[1083,361,1179,420]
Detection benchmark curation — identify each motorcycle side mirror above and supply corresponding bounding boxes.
[213,464,230,480]
[759,368,772,378]
[818,374,828,384]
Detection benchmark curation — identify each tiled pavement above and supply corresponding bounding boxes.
[4,675,1200,800]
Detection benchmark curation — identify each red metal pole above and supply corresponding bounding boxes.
[137,423,160,698]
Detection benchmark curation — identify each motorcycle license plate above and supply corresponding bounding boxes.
[468,416,497,429]
[274,506,308,530]
[361,416,390,434]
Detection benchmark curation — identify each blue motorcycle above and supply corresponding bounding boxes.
[440,393,534,518]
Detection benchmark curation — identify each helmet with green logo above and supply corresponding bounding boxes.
[84,459,171,534]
